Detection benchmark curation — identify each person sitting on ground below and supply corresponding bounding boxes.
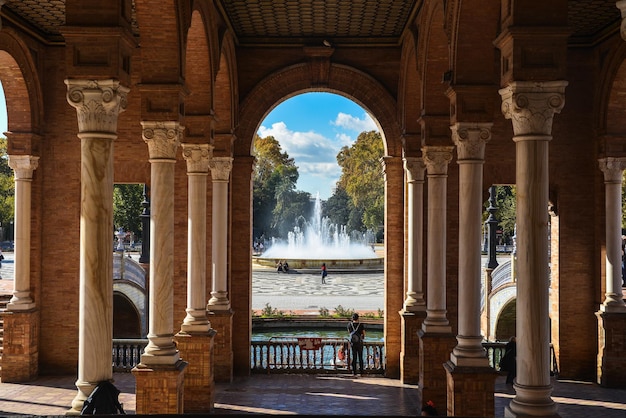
[276,261,283,273]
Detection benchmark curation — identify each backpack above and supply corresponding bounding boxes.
[349,323,361,344]
[81,380,126,415]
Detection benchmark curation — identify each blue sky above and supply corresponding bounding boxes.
[258,92,377,199]
[0,87,376,199]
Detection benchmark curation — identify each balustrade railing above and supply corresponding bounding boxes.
[112,338,558,377]
[251,337,385,374]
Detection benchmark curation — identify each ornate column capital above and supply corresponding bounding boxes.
[599,157,626,183]
[403,157,426,183]
[181,143,212,174]
[209,157,233,182]
[141,121,183,160]
[451,123,492,161]
[65,79,129,135]
[499,81,567,137]
[422,146,454,176]
[8,155,39,180]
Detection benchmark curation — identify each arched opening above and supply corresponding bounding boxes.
[495,299,516,341]
[113,293,141,338]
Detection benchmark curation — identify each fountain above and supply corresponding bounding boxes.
[253,193,384,270]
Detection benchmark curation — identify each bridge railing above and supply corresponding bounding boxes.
[251,337,385,374]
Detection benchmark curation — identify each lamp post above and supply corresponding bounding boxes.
[486,185,499,269]
[139,184,150,264]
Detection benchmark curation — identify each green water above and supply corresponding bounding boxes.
[252,328,384,342]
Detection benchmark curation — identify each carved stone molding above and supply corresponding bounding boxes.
[141,121,183,160]
[403,157,426,183]
[181,143,212,174]
[451,123,492,161]
[499,81,567,137]
[209,157,233,182]
[8,155,39,180]
[422,146,454,176]
[599,157,626,183]
[65,79,129,135]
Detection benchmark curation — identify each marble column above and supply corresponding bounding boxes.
[180,143,213,331]
[598,158,626,312]
[65,79,129,413]
[138,121,183,366]
[208,157,233,310]
[450,123,492,366]
[421,146,454,333]
[403,157,427,312]
[7,155,38,311]
[500,81,567,417]
[617,1,626,41]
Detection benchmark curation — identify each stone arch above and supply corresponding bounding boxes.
[602,42,626,136]
[489,284,516,340]
[235,63,401,157]
[185,8,214,116]
[0,28,44,142]
[113,292,142,338]
[494,298,517,341]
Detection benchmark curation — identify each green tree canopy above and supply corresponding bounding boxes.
[0,138,14,240]
[335,130,384,234]
[113,184,144,238]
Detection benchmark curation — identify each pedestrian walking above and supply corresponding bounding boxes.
[321,262,327,284]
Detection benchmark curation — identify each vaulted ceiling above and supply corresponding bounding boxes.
[0,0,621,47]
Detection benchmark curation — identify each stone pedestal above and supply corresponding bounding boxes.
[596,311,626,387]
[174,330,217,413]
[419,330,457,411]
[0,309,38,382]
[401,310,426,384]
[210,310,233,383]
[445,361,497,417]
[132,360,187,414]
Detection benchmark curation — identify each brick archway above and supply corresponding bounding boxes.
[234,63,401,157]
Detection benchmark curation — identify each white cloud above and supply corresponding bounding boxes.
[258,122,339,163]
[331,112,377,133]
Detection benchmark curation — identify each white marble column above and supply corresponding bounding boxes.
[500,81,567,417]
[421,146,454,333]
[450,123,492,367]
[599,158,626,312]
[6,155,38,311]
[65,79,128,412]
[139,121,182,366]
[208,157,232,310]
[403,157,426,311]
[181,144,213,332]
[617,1,626,40]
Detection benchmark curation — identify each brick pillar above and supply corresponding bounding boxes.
[133,362,187,414]
[0,310,38,381]
[174,330,217,412]
[444,362,497,417]
[211,310,234,382]
[401,311,425,384]
[419,331,456,411]
[596,312,626,387]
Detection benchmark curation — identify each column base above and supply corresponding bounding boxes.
[209,309,233,383]
[401,310,426,385]
[596,311,626,387]
[505,382,559,417]
[132,360,188,414]
[444,361,497,417]
[0,309,39,382]
[174,329,217,413]
[418,330,457,412]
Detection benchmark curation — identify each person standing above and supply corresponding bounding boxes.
[499,336,517,384]
[320,262,327,284]
[348,313,365,376]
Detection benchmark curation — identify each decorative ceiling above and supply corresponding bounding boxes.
[0,0,621,46]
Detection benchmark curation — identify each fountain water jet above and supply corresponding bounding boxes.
[253,193,383,270]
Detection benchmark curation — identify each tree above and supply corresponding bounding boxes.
[253,134,309,239]
[335,130,384,234]
[113,184,144,239]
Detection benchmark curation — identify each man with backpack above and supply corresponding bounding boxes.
[347,313,365,376]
